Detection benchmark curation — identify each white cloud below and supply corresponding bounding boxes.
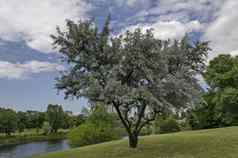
[0,60,64,79]
[125,0,224,23]
[0,0,90,53]
[203,0,238,59]
[126,0,137,7]
[123,20,203,40]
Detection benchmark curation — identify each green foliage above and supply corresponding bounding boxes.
[42,122,51,135]
[52,17,210,148]
[17,111,27,133]
[205,54,238,89]
[198,54,238,128]
[47,104,64,133]
[23,111,46,130]
[68,104,120,147]
[0,108,18,135]
[87,105,117,126]
[139,125,153,136]
[215,87,238,125]
[188,100,223,129]
[62,112,74,129]
[68,122,119,147]
[157,117,180,134]
[0,105,76,136]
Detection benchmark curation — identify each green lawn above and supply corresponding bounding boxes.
[32,127,238,158]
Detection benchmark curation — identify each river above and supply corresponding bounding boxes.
[0,140,70,158]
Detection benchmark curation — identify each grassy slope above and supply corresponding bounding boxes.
[32,127,238,158]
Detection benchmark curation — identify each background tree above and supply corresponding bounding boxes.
[62,111,75,129]
[204,54,238,125]
[187,97,223,129]
[72,114,86,127]
[52,17,209,148]
[23,111,46,131]
[35,112,46,133]
[0,108,18,136]
[17,111,27,133]
[47,104,64,133]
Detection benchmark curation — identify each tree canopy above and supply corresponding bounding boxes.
[52,17,210,148]
[47,104,64,133]
[203,54,238,125]
[0,108,18,135]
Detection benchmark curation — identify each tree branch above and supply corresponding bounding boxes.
[134,104,147,133]
[137,111,157,134]
[112,101,131,135]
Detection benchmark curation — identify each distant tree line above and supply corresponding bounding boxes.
[0,104,85,136]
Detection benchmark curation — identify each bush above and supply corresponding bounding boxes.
[68,122,119,147]
[159,118,180,134]
[140,125,153,136]
[187,102,224,130]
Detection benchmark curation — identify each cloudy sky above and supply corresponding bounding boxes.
[0,0,237,112]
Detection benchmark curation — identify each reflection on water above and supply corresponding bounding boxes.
[0,139,69,158]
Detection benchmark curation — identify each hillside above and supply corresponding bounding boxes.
[32,127,238,158]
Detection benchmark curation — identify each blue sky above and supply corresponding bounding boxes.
[0,0,237,113]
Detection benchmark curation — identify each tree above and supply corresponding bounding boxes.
[204,54,238,125]
[188,98,223,129]
[62,112,73,129]
[17,111,27,133]
[23,111,46,132]
[73,114,86,127]
[47,104,64,133]
[52,17,210,148]
[0,108,18,136]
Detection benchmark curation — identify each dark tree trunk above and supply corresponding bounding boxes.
[129,133,138,148]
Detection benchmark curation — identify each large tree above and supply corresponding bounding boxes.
[0,108,18,136]
[47,104,64,133]
[204,54,238,125]
[52,17,209,148]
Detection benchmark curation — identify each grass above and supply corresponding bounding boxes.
[0,129,68,146]
[31,126,238,158]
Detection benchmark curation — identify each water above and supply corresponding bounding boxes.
[0,140,70,158]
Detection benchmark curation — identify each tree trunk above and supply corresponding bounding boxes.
[129,133,138,148]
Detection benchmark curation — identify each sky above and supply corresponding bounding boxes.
[0,0,237,113]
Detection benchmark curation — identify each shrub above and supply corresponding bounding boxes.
[159,118,180,134]
[140,125,153,136]
[68,122,119,147]
[187,102,224,130]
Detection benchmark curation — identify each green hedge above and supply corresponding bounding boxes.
[68,122,120,147]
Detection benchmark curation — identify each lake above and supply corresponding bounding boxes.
[0,140,69,158]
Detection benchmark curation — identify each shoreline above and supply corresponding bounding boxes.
[0,132,67,147]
